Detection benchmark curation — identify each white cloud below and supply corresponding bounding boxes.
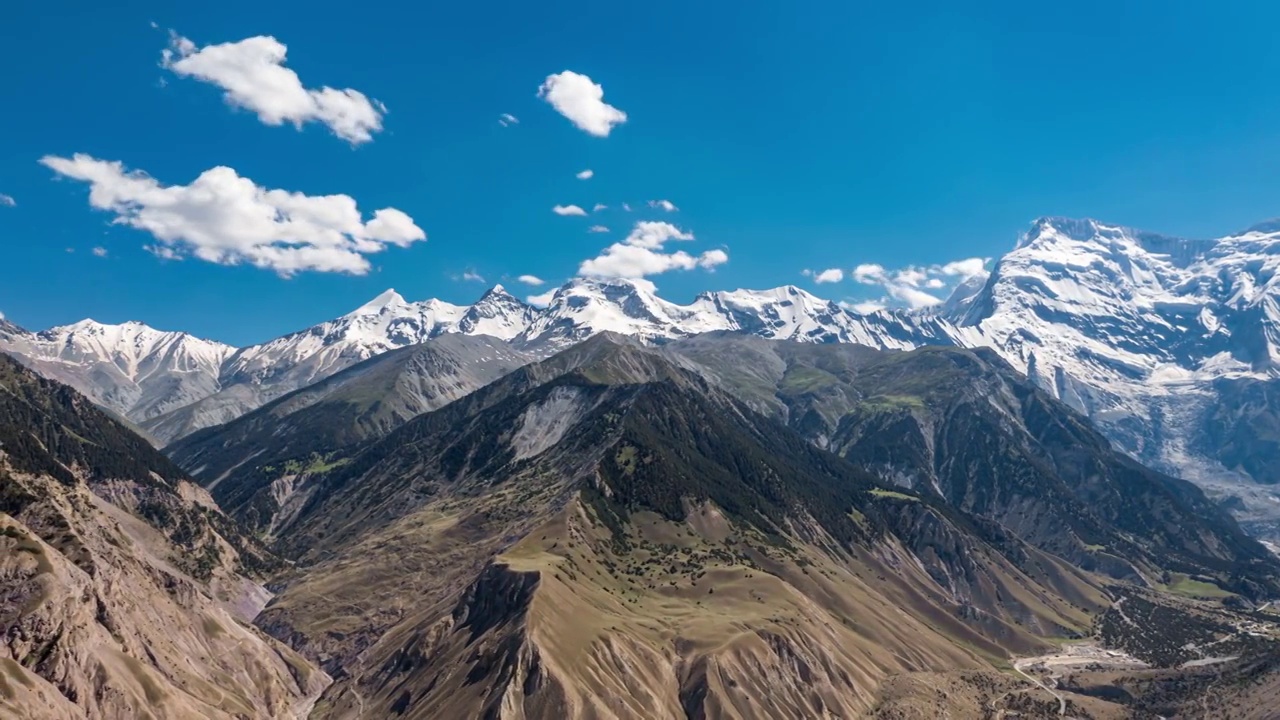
[0,194,14,207]
[162,32,385,144]
[846,257,989,310]
[648,199,678,212]
[592,203,607,212]
[621,202,633,212]
[92,246,108,257]
[622,221,693,249]
[461,270,485,283]
[889,285,943,308]
[517,274,545,286]
[587,225,610,233]
[537,70,627,137]
[498,113,519,127]
[576,169,594,180]
[894,267,929,287]
[851,263,886,284]
[841,300,886,315]
[803,267,844,284]
[552,204,587,216]
[148,244,181,261]
[940,257,988,278]
[578,220,726,279]
[527,288,557,307]
[41,153,425,276]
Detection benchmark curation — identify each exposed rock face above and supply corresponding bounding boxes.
[0,353,328,718]
[1,473,326,719]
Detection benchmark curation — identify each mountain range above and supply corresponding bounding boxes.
[6,292,1280,717]
[164,332,1280,717]
[4,216,1278,538]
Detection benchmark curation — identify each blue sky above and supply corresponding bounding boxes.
[2,0,1279,345]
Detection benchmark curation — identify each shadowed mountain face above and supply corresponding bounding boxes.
[665,336,1277,596]
[164,334,533,515]
[0,354,327,718]
[206,335,1280,719]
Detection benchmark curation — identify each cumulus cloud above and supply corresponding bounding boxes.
[517,274,545,286]
[527,288,558,307]
[162,32,385,144]
[461,270,485,283]
[587,225,610,233]
[803,268,844,284]
[552,204,587,216]
[537,71,627,137]
[592,203,607,212]
[648,199,678,212]
[576,169,593,180]
[92,246,108,257]
[41,153,425,276]
[578,221,727,279]
[840,300,886,315]
[852,263,887,284]
[0,194,14,207]
[940,257,988,278]
[847,257,989,309]
[498,113,519,127]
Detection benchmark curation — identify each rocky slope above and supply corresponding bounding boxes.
[227,335,1277,718]
[167,334,534,534]
[666,335,1278,593]
[0,354,328,718]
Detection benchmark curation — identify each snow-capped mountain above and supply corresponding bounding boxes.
[0,317,234,423]
[140,286,538,443]
[949,217,1280,534]
[513,278,956,350]
[4,215,1280,537]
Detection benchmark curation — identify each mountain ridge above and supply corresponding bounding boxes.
[5,214,1280,536]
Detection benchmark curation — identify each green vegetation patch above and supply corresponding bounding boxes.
[779,365,840,394]
[869,488,920,502]
[861,394,926,411]
[1165,573,1234,599]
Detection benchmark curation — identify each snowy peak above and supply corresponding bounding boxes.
[453,285,535,340]
[515,277,697,347]
[349,288,409,316]
[959,215,1280,373]
[35,319,235,374]
[0,318,235,423]
[512,277,956,351]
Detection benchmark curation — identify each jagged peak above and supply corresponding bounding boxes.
[712,284,828,306]
[474,284,525,305]
[350,288,409,316]
[1016,216,1107,249]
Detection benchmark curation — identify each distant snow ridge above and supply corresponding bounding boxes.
[0,318,234,422]
[3,215,1280,523]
